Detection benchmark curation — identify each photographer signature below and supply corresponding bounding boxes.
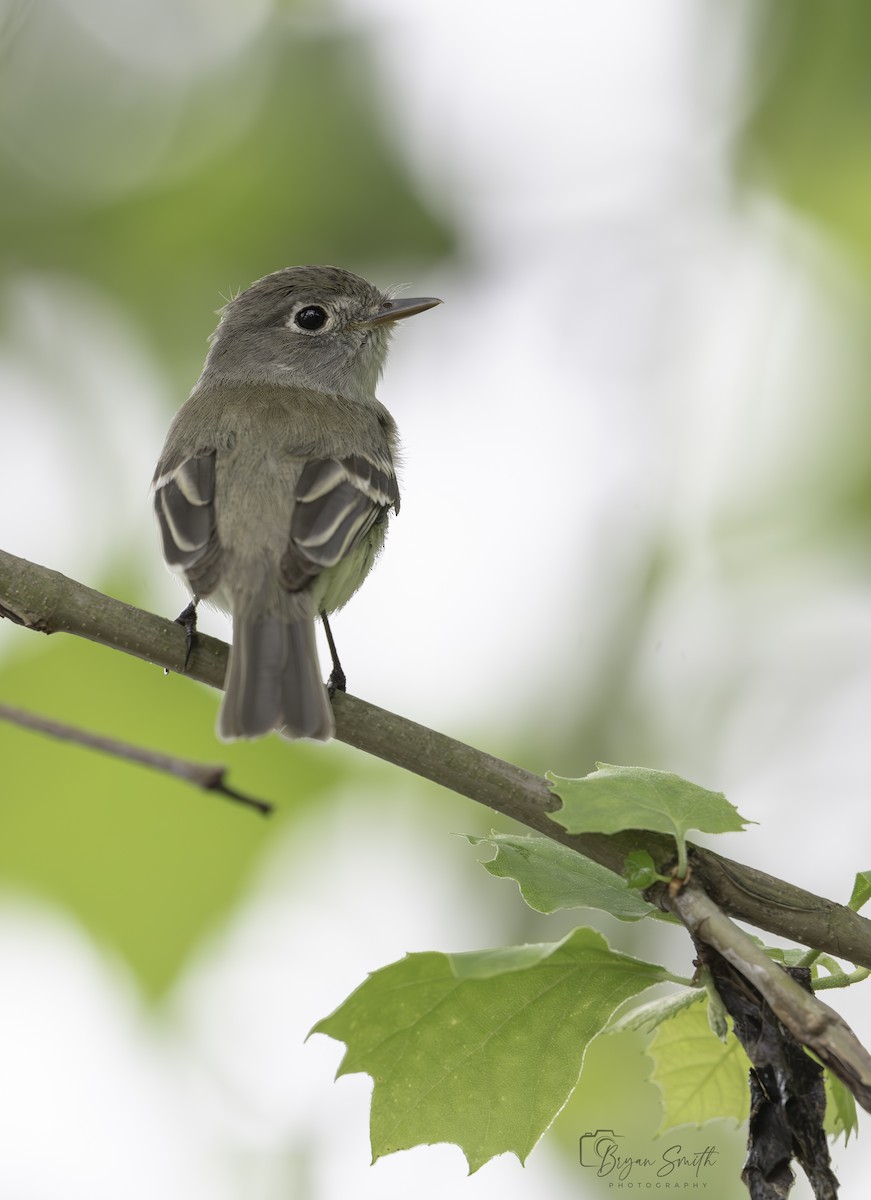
[580,1129,719,1181]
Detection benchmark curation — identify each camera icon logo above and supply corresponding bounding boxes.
[579,1128,623,1167]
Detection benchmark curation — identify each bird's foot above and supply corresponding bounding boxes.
[327,664,347,698]
[173,600,199,673]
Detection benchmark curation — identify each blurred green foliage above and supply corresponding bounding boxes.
[0,632,348,997]
[0,1,452,380]
[0,0,453,998]
[743,0,871,278]
[740,0,871,555]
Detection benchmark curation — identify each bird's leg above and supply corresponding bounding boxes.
[321,611,347,696]
[174,599,199,673]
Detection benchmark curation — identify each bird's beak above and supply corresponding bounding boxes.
[365,296,442,326]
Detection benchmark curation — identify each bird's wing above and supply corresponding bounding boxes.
[280,453,399,593]
[153,452,222,597]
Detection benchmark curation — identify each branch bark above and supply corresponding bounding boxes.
[664,880,871,1113]
[3,546,871,967]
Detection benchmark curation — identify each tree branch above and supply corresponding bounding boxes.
[3,546,871,966]
[664,880,871,1112]
[0,702,272,815]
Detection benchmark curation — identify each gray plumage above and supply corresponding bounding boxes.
[153,265,440,741]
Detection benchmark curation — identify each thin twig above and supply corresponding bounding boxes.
[0,702,272,816]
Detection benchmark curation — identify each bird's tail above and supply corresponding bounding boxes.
[217,615,335,742]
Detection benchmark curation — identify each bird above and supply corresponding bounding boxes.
[152,265,440,742]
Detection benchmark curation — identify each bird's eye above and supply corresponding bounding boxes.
[294,305,327,331]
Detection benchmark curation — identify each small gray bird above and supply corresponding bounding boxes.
[152,265,440,741]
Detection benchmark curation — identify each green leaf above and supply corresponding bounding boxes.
[623,849,665,890]
[548,764,753,877]
[606,986,704,1035]
[448,941,566,980]
[848,870,871,913]
[467,833,658,921]
[312,927,669,1172]
[825,1068,859,1143]
[647,1000,751,1130]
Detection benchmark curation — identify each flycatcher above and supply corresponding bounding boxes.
[153,265,440,741]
